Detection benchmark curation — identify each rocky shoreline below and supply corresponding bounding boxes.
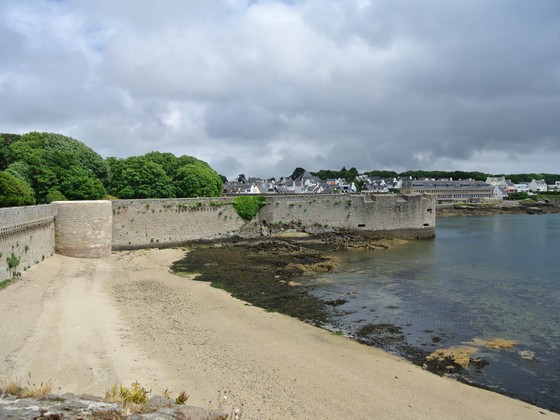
[169,224,560,414]
[436,200,560,217]
[170,235,434,367]
[170,234,509,376]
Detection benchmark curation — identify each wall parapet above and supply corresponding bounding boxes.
[0,205,56,281]
[0,217,55,237]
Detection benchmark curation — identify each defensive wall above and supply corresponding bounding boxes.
[257,194,435,238]
[112,197,245,250]
[0,205,56,280]
[0,194,436,280]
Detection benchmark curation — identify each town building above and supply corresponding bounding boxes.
[400,179,495,204]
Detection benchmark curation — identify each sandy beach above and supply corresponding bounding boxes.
[0,248,557,419]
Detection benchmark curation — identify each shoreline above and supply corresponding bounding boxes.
[0,248,558,418]
[171,233,560,414]
[436,200,560,217]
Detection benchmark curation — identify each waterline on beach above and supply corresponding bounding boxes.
[304,214,560,412]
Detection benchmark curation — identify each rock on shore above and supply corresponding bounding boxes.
[437,200,560,217]
[0,392,227,419]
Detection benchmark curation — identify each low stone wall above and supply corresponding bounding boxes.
[258,194,435,238]
[0,205,56,281]
[112,197,245,250]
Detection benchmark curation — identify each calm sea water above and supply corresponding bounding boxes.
[305,214,560,411]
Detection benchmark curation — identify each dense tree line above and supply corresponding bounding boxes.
[398,170,489,181]
[310,167,359,182]
[106,152,222,199]
[1,132,108,205]
[0,132,223,207]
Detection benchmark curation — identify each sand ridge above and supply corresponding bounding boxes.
[0,248,557,419]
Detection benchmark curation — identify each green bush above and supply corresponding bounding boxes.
[233,196,267,220]
[0,171,35,207]
[45,189,67,203]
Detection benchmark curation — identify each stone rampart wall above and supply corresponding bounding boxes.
[112,194,436,249]
[112,197,245,250]
[258,194,435,238]
[0,205,56,281]
[1,194,435,279]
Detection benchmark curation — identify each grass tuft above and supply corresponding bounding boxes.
[175,390,189,405]
[23,380,54,399]
[2,374,54,399]
[2,381,25,396]
[105,381,150,405]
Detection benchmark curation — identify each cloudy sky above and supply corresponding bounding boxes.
[1,0,559,179]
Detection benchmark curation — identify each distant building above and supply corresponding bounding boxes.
[549,181,560,192]
[528,179,548,193]
[400,179,495,204]
[514,183,530,193]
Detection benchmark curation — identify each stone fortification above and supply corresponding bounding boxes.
[258,194,435,238]
[1,194,435,280]
[0,205,55,280]
[112,197,245,250]
[54,201,113,258]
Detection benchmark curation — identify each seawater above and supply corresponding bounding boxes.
[305,213,560,411]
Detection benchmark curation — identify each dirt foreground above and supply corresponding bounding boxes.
[0,249,556,419]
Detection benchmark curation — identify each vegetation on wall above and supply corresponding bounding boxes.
[233,196,267,220]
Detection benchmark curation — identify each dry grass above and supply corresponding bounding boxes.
[1,375,54,399]
[2,380,25,396]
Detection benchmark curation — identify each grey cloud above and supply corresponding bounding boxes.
[1,0,559,179]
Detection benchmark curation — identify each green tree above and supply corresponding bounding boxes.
[5,161,33,187]
[118,157,175,198]
[59,166,106,200]
[45,189,67,203]
[0,140,6,171]
[144,151,183,179]
[290,167,306,180]
[175,161,223,197]
[105,157,127,197]
[0,133,21,170]
[6,132,110,202]
[0,171,36,207]
[312,166,359,183]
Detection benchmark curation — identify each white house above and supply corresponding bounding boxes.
[493,186,508,200]
[514,183,530,193]
[528,179,548,193]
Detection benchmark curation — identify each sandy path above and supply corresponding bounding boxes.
[0,249,557,419]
